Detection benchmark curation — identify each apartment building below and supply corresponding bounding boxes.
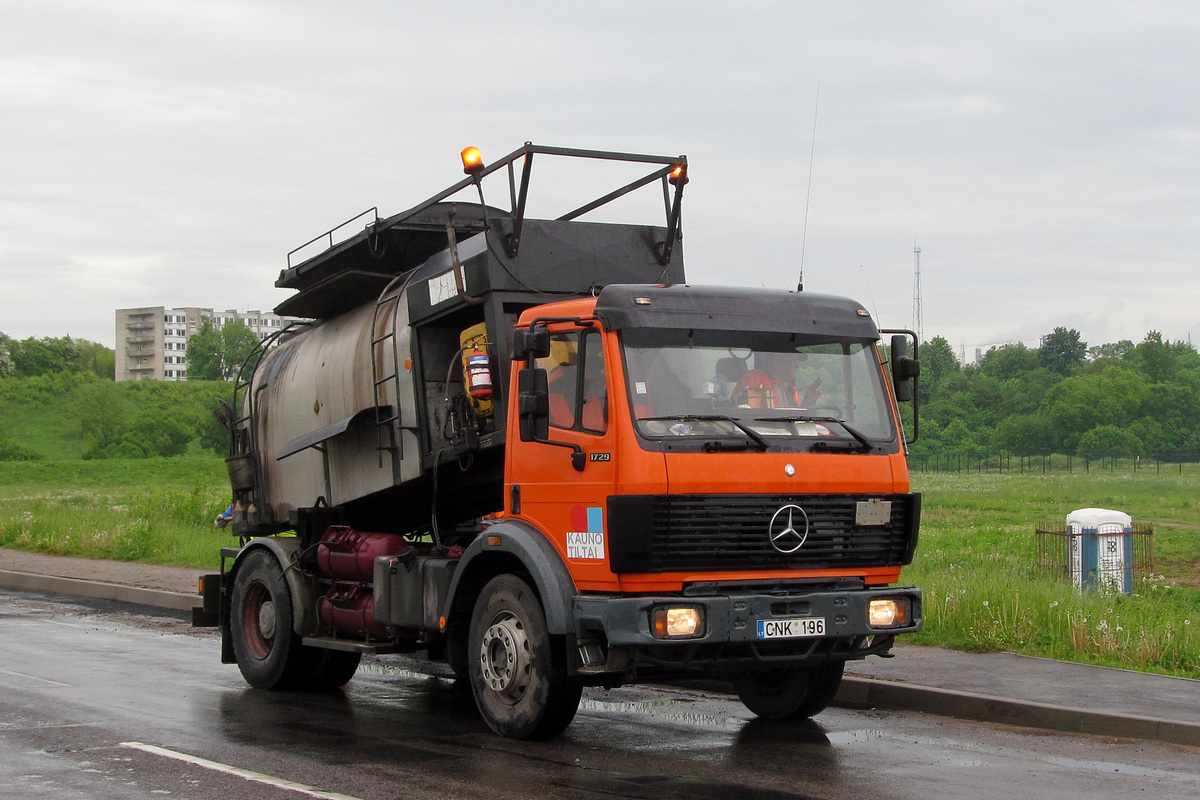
[114,306,305,381]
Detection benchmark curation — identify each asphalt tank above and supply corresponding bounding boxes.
[229,189,685,538]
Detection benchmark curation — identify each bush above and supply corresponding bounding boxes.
[0,438,42,461]
[68,379,232,459]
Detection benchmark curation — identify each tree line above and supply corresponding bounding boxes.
[4,323,1193,462]
[0,319,260,383]
[0,332,115,379]
[911,327,1200,460]
[0,327,253,462]
[0,370,231,461]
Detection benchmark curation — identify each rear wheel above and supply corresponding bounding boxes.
[733,661,845,720]
[467,574,582,739]
[310,649,362,690]
[230,549,317,690]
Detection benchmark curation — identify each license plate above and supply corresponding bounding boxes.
[757,617,826,639]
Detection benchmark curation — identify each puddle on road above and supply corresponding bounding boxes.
[356,660,456,687]
[1039,754,1199,782]
[357,658,740,726]
[828,725,1198,781]
[579,695,744,731]
[825,729,888,746]
[825,728,990,769]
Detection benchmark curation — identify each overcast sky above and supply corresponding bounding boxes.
[3,1,1198,359]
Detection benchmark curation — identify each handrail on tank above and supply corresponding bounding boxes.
[287,207,381,269]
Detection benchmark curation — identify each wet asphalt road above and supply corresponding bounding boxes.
[3,590,1199,800]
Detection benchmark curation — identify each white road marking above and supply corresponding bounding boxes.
[0,667,71,686]
[119,742,364,800]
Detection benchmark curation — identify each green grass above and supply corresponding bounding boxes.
[1,388,81,460]
[906,470,1200,677]
[0,457,229,569]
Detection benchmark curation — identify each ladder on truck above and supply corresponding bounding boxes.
[369,273,411,467]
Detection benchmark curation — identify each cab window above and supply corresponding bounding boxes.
[536,329,607,434]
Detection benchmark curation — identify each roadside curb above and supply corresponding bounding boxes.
[0,569,200,613]
[835,676,1200,748]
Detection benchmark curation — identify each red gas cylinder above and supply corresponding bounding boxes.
[316,525,410,582]
[319,582,391,641]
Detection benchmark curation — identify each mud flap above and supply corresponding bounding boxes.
[192,573,222,627]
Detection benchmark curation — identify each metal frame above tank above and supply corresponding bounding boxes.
[273,144,688,321]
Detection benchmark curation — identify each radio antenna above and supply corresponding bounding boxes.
[797,81,820,292]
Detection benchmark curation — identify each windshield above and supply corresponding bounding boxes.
[621,328,896,448]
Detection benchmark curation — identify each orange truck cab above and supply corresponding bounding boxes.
[459,283,921,727]
[204,144,921,741]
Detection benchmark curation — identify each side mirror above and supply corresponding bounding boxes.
[513,326,551,362]
[214,398,233,429]
[890,334,920,403]
[517,367,550,442]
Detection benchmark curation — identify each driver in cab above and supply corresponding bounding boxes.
[734,351,823,409]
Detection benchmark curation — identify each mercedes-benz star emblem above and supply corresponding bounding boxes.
[768,504,809,554]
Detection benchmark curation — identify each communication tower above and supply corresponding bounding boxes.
[912,244,923,343]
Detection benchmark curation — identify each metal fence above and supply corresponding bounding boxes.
[1035,522,1155,592]
[909,451,1200,474]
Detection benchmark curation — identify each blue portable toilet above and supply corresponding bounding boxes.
[1066,508,1134,594]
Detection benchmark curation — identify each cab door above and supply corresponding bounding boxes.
[508,324,618,591]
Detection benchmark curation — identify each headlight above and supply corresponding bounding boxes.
[868,598,911,629]
[651,606,705,638]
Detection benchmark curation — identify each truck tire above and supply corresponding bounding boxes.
[733,661,845,720]
[467,574,583,739]
[230,549,317,690]
[310,649,362,690]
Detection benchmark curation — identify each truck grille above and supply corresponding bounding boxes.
[607,493,920,574]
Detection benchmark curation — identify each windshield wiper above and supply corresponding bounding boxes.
[759,415,875,452]
[642,415,770,450]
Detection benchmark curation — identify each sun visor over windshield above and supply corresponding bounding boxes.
[593,284,880,340]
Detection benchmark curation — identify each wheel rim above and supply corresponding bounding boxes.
[478,611,531,704]
[242,580,275,660]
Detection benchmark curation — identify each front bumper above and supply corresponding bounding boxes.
[573,585,922,674]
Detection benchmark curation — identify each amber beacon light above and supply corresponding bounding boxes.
[461,146,485,176]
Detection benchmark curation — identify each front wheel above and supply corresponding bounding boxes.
[467,574,582,739]
[733,661,845,720]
